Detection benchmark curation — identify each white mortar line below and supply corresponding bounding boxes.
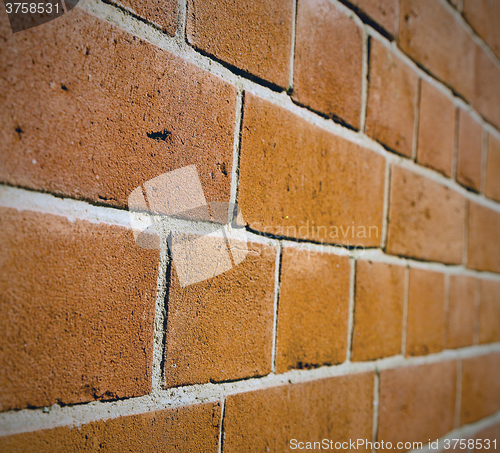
[288,0,298,92]
[271,241,283,372]
[359,25,369,133]
[454,358,463,429]
[346,258,357,361]
[401,266,410,356]
[371,371,380,452]
[217,399,225,453]
[229,90,243,206]
[175,0,187,44]
[473,279,481,345]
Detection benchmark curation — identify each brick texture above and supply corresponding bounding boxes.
[223,373,374,452]
[293,0,363,128]
[0,208,158,412]
[378,361,457,444]
[461,353,500,425]
[456,110,483,192]
[447,275,476,349]
[186,0,293,89]
[351,261,405,361]
[474,47,500,130]
[0,403,221,452]
[387,166,466,264]
[348,0,397,36]
[485,134,500,202]
[366,38,418,157]
[478,279,500,344]
[275,247,350,373]
[238,93,386,246]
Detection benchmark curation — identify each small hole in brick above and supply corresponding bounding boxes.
[61,84,68,91]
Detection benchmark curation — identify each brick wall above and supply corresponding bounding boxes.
[0,0,499,451]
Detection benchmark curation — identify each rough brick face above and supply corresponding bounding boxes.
[0,403,221,452]
[351,261,405,361]
[186,0,293,88]
[478,279,500,344]
[276,248,350,373]
[387,166,466,264]
[461,353,500,425]
[378,361,457,444]
[223,373,374,452]
[467,202,500,273]
[456,110,483,192]
[485,134,500,202]
[406,268,446,356]
[293,0,363,128]
[366,39,418,157]
[474,43,500,130]
[163,241,276,387]
[348,0,397,36]
[238,93,386,246]
[447,275,476,349]
[0,208,158,412]
[0,9,236,209]
[417,80,456,177]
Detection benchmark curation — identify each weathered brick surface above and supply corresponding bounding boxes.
[0,9,236,208]
[0,208,158,412]
[417,80,456,177]
[447,275,476,349]
[378,361,457,444]
[461,353,500,425]
[467,202,500,273]
[474,47,500,130]
[387,166,466,264]
[351,261,405,361]
[456,110,483,192]
[485,134,500,202]
[163,241,276,387]
[0,403,221,452]
[293,0,363,128]
[348,0,397,36]
[406,268,446,356]
[186,0,293,88]
[398,0,475,101]
[238,93,386,246]
[223,373,374,452]
[366,39,418,157]
[276,247,350,373]
[478,279,500,344]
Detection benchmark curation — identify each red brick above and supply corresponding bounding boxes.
[387,166,466,264]
[223,373,374,452]
[366,39,418,157]
[0,207,158,412]
[474,46,500,130]
[348,0,398,36]
[467,202,500,273]
[186,0,293,89]
[417,80,456,177]
[378,361,457,444]
[456,110,483,192]
[406,268,446,356]
[0,9,236,209]
[478,279,500,344]
[275,248,350,373]
[238,93,386,247]
[293,0,363,128]
[163,240,276,387]
[447,275,476,349]
[351,261,405,361]
[463,0,490,44]
[485,134,500,202]
[0,403,221,452]
[398,0,475,101]
[107,0,177,35]
[461,353,500,425]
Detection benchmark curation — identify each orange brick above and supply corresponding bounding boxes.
[406,268,446,356]
[0,9,236,209]
[378,361,457,444]
[456,110,483,192]
[461,353,500,425]
[366,39,418,157]
[238,93,386,246]
[398,0,475,101]
[387,166,466,264]
[0,403,221,452]
[447,275,476,349]
[417,80,456,177]
[186,0,293,89]
[474,46,500,130]
[485,134,500,202]
[275,248,350,373]
[467,202,500,273]
[293,0,363,128]
[223,373,374,452]
[0,208,158,411]
[478,279,500,344]
[163,241,276,387]
[351,261,405,361]
[463,0,489,44]
[348,0,398,36]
